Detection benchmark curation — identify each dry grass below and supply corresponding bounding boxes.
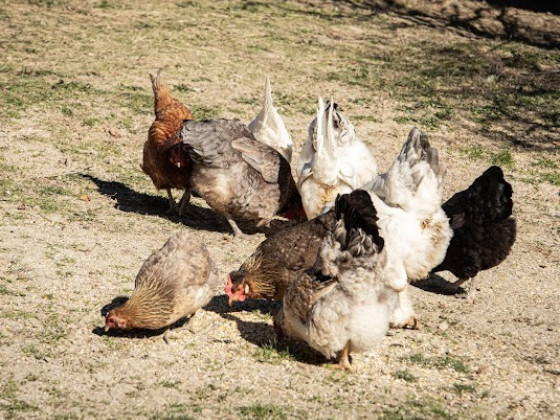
[0,0,559,418]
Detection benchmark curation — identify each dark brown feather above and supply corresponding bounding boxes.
[228,211,337,300]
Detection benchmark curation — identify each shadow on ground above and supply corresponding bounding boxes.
[412,273,466,296]
[219,312,326,366]
[92,295,191,339]
[83,174,294,236]
[331,0,560,48]
[203,294,281,316]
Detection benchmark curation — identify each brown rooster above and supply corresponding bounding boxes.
[104,231,219,332]
[141,70,194,215]
[180,118,306,237]
[226,211,336,305]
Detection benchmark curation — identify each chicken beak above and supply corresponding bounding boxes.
[228,296,234,307]
[104,325,110,332]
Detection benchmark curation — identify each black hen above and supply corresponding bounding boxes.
[432,166,516,301]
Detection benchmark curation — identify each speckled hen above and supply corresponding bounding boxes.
[226,210,336,305]
[104,231,219,332]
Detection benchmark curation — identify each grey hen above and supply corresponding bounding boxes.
[180,118,306,237]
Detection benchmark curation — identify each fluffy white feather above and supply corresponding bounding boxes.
[275,191,397,370]
[248,76,293,163]
[297,98,378,219]
[363,128,452,327]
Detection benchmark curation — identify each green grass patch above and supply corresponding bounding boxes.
[238,404,287,420]
[491,150,514,167]
[408,353,470,373]
[253,341,296,364]
[393,369,417,383]
[0,379,37,416]
[453,383,476,394]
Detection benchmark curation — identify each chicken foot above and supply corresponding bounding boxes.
[389,289,419,329]
[451,277,476,303]
[322,341,353,371]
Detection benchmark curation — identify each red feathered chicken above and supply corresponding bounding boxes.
[141,70,194,215]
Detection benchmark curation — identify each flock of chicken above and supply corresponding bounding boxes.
[104,71,517,371]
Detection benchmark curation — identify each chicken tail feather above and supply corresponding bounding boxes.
[150,69,173,113]
[334,189,384,253]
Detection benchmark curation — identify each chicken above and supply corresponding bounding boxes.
[361,127,452,328]
[104,231,219,332]
[431,165,516,302]
[274,190,397,371]
[140,70,194,215]
[248,76,293,163]
[226,211,336,305]
[297,98,378,219]
[179,118,306,237]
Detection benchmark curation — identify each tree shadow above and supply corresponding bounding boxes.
[411,273,466,296]
[82,174,294,236]
[92,296,191,339]
[331,0,560,49]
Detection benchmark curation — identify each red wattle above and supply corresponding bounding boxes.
[225,274,233,297]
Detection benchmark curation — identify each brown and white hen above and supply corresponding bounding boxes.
[226,210,336,305]
[274,190,397,371]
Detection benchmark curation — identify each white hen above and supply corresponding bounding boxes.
[248,76,293,163]
[297,98,378,219]
[274,190,397,371]
[363,127,452,327]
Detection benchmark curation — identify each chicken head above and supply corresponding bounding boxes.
[225,274,248,306]
[104,312,130,332]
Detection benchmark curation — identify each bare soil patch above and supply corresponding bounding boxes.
[0,1,559,419]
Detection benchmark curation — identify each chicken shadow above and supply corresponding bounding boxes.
[203,294,281,316]
[82,174,294,236]
[219,312,326,366]
[92,296,190,339]
[411,274,466,296]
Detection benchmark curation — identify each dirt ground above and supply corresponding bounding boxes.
[1,0,559,419]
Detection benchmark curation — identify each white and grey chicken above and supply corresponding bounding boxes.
[248,76,293,163]
[363,127,452,328]
[297,98,378,219]
[274,189,397,371]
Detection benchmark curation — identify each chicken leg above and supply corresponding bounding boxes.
[177,189,191,216]
[337,341,353,371]
[166,188,191,216]
[451,277,476,303]
[322,341,353,371]
[227,218,250,239]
